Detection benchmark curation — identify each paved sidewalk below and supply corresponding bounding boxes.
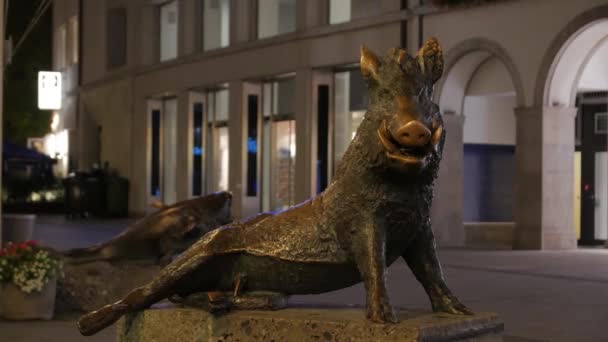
[1,217,607,341]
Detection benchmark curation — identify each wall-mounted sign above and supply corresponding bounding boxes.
[38,71,62,110]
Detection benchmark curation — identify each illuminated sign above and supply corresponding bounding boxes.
[38,71,62,110]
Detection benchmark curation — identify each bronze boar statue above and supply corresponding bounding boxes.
[77,38,471,336]
[64,191,233,265]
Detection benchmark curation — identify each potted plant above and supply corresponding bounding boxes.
[0,240,62,320]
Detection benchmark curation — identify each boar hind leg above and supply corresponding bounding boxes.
[402,228,472,315]
[78,229,237,336]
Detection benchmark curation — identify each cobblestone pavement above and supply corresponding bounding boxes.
[1,216,607,341]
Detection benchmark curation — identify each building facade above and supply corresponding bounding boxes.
[52,0,608,250]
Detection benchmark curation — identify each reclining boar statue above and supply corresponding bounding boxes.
[64,191,233,265]
[78,37,471,336]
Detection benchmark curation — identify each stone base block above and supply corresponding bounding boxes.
[465,222,514,249]
[117,305,503,342]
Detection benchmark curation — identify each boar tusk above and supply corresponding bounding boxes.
[377,121,398,153]
[431,126,443,146]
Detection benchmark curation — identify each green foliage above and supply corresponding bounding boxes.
[3,0,53,145]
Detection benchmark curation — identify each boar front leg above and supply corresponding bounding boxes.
[402,226,472,315]
[350,222,397,323]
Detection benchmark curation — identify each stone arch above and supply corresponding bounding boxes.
[535,4,608,107]
[434,37,526,113]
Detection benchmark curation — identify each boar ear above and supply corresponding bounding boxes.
[416,37,444,84]
[385,47,407,65]
[360,45,380,82]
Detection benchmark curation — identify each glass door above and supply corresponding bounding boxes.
[189,92,205,197]
[333,69,368,177]
[261,78,296,212]
[577,92,608,245]
[147,98,178,208]
[205,88,230,193]
[148,99,162,208]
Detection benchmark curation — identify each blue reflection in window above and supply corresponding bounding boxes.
[193,146,203,156]
[247,137,257,153]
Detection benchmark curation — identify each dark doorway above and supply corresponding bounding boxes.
[576,92,608,245]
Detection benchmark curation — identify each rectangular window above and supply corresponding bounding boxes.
[203,0,230,51]
[56,24,67,69]
[107,8,127,68]
[257,0,296,39]
[262,78,296,211]
[69,16,78,64]
[160,1,179,62]
[206,88,230,193]
[333,69,368,169]
[329,0,351,24]
[192,102,204,196]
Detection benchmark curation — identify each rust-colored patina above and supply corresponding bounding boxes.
[77,38,471,336]
[64,191,233,265]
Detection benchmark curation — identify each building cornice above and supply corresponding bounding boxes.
[79,2,515,92]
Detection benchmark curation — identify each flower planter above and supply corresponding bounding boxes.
[1,214,36,244]
[0,276,57,320]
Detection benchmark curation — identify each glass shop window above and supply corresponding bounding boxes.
[203,0,230,51]
[261,78,296,212]
[258,0,296,39]
[160,1,179,62]
[206,88,230,193]
[333,69,368,171]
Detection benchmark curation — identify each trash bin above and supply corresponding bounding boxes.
[83,175,106,217]
[105,176,129,218]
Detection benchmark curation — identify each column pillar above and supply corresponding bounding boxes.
[431,113,465,247]
[228,81,246,218]
[514,106,577,250]
[178,0,199,55]
[130,94,150,216]
[175,91,191,201]
[231,0,255,44]
[294,68,314,203]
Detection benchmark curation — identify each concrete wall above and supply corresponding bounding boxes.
[463,95,516,145]
[578,40,608,91]
[80,79,133,178]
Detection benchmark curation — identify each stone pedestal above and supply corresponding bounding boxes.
[514,106,577,250]
[117,306,503,342]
